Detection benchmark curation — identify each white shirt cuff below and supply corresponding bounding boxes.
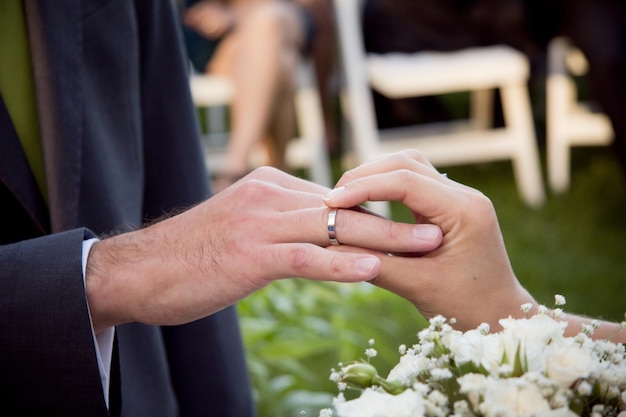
[82,237,114,409]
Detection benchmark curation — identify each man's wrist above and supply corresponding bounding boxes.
[85,237,130,333]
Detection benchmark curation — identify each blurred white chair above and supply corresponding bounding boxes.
[189,60,333,187]
[546,37,614,193]
[333,0,545,217]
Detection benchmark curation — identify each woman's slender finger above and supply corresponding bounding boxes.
[335,150,442,188]
[324,169,463,225]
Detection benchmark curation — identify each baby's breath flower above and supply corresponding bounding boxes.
[577,380,593,396]
[552,308,564,319]
[538,305,549,315]
[332,392,345,406]
[329,369,342,383]
[453,400,470,414]
[554,294,566,306]
[607,385,621,399]
[521,303,533,314]
[431,315,447,328]
[368,339,375,346]
[575,333,588,345]
[398,344,407,355]
[551,390,570,408]
[430,368,453,381]
[477,322,490,335]
[582,323,596,336]
[319,408,333,417]
[421,341,435,356]
[428,389,448,407]
[449,318,457,324]
[412,382,430,396]
[337,382,347,392]
[365,348,377,358]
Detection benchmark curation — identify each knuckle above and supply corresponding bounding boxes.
[249,165,282,180]
[395,168,417,184]
[381,218,401,242]
[285,247,312,271]
[237,177,278,201]
[461,191,497,226]
[403,148,427,162]
[469,192,495,216]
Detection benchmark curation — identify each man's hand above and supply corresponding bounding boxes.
[85,166,442,333]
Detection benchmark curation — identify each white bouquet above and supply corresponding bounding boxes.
[322,296,626,417]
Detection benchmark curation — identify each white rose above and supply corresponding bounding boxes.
[479,378,551,417]
[452,330,503,374]
[544,344,593,388]
[499,315,567,373]
[443,330,475,365]
[457,374,488,410]
[387,353,432,386]
[334,388,425,417]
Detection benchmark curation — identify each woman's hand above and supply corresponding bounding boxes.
[323,150,536,331]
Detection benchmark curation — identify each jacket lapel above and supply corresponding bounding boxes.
[0,94,50,235]
[25,0,82,233]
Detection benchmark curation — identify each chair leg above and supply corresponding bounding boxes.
[546,74,576,193]
[500,83,546,207]
[470,89,494,130]
[547,134,571,194]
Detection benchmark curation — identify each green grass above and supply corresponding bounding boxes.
[237,145,626,416]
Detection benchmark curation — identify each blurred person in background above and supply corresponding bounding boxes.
[181,0,338,191]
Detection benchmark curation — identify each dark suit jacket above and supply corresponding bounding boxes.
[0,1,255,416]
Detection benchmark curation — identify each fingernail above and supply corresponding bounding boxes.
[413,225,441,242]
[323,186,345,201]
[354,257,380,275]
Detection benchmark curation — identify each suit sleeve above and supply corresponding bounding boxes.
[0,228,109,417]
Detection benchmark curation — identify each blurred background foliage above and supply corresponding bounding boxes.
[236,144,626,417]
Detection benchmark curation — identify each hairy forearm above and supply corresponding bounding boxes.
[84,207,253,334]
[85,231,150,334]
[84,220,204,334]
